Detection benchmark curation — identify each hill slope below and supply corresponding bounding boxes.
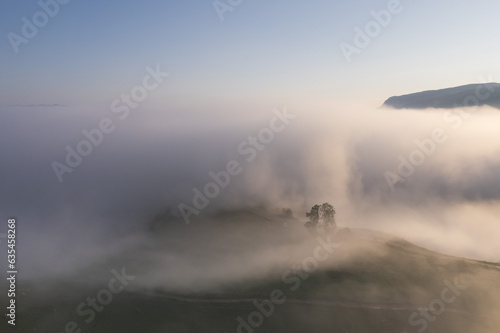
[3,211,500,333]
[383,83,500,109]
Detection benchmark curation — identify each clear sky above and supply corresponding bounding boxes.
[1,0,500,111]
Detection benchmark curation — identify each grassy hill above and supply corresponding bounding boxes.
[3,210,500,333]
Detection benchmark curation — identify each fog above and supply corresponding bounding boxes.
[1,102,500,284]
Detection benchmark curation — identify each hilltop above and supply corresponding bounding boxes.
[3,209,500,333]
[383,83,500,109]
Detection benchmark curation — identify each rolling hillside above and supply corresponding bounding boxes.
[3,210,500,333]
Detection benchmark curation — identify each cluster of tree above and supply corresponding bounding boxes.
[305,202,336,233]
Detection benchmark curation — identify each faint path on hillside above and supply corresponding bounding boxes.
[153,293,490,318]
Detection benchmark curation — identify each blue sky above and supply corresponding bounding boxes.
[2,0,500,112]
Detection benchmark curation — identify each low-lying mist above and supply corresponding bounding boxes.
[2,102,500,286]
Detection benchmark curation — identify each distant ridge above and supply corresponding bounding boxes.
[383,83,500,109]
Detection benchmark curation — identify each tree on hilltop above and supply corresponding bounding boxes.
[305,202,336,233]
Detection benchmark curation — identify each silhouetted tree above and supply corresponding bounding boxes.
[305,202,336,233]
[306,204,320,227]
[320,203,335,227]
